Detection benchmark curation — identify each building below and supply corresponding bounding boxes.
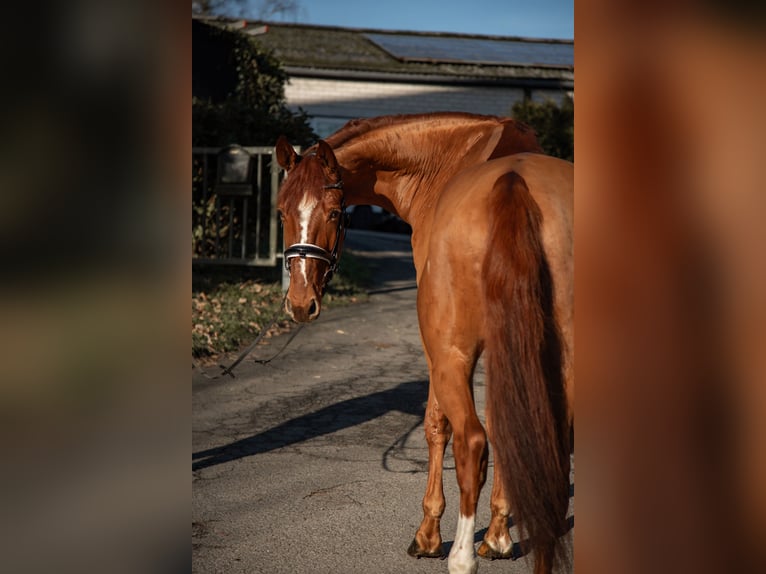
[201,17,574,137]
[192,16,574,249]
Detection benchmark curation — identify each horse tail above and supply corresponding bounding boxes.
[482,171,570,569]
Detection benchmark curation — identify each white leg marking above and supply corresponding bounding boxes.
[448,513,477,574]
[297,195,317,287]
[488,531,512,555]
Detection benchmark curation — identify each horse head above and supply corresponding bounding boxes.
[275,136,346,323]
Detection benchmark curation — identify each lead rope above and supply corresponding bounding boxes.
[195,181,344,380]
[192,293,305,380]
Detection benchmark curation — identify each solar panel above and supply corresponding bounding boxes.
[365,33,573,67]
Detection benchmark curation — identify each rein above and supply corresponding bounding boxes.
[192,292,306,380]
[283,180,347,290]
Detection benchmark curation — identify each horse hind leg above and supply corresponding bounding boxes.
[407,387,452,559]
[414,250,487,573]
[479,475,568,569]
[477,435,514,560]
[425,356,487,574]
[448,407,488,574]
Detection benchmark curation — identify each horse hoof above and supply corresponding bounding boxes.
[407,538,445,559]
[477,541,514,561]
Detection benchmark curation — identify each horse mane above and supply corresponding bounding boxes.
[324,112,538,153]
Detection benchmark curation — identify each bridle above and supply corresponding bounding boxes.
[283,180,347,290]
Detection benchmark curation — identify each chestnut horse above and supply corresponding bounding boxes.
[275,113,573,574]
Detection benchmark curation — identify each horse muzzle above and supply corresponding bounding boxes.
[285,293,321,323]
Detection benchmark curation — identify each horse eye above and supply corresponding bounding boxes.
[328,209,340,221]
[277,210,285,223]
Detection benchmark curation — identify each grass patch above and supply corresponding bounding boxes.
[192,251,370,360]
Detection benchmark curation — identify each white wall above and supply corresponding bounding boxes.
[284,76,567,137]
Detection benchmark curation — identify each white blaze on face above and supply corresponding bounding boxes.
[448,513,477,574]
[297,194,318,287]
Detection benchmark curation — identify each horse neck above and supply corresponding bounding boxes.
[332,117,539,226]
[338,151,445,224]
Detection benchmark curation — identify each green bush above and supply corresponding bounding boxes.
[511,96,574,162]
[192,19,316,147]
[192,19,317,260]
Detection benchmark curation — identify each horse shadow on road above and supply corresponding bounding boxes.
[193,375,574,561]
[193,379,429,471]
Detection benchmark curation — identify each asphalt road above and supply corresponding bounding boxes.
[192,230,574,574]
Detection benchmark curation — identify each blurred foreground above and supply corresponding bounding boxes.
[576,2,766,572]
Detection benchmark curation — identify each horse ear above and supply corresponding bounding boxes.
[275,136,300,171]
[316,140,341,184]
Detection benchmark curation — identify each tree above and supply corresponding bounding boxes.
[511,96,574,162]
[192,18,315,147]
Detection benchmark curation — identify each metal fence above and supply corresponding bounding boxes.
[192,145,291,267]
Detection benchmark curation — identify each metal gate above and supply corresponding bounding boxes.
[192,145,293,267]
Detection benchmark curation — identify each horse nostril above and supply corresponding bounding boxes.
[308,298,318,317]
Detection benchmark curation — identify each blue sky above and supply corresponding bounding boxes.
[248,0,573,40]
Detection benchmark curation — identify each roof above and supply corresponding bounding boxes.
[194,17,573,89]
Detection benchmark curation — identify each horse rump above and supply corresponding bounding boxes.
[482,171,570,572]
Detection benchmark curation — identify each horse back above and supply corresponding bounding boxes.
[433,153,573,259]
